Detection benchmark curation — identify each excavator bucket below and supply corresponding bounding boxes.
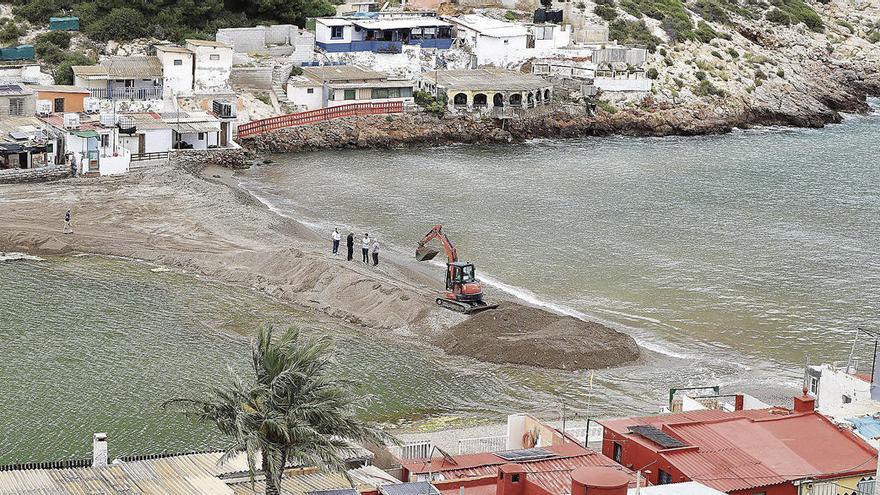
[416,246,440,262]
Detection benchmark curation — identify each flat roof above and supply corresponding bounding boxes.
[446,15,527,38]
[316,18,354,26]
[28,84,91,94]
[0,83,32,96]
[352,17,450,30]
[155,44,194,54]
[72,56,162,79]
[185,38,231,48]
[303,65,387,83]
[425,69,550,92]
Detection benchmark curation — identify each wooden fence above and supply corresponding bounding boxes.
[236,101,404,138]
[130,151,170,162]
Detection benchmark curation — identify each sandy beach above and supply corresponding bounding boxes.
[0,160,641,370]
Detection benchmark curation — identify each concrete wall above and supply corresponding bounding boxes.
[0,164,68,183]
[593,77,651,91]
[217,27,267,53]
[157,50,194,95]
[474,34,528,66]
[34,91,87,113]
[119,129,173,154]
[187,43,233,91]
[287,84,323,110]
[0,65,50,84]
[0,93,36,117]
[229,67,274,90]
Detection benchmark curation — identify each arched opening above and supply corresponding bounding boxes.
[453,93,467,106]
[473,93,487,107]
[535,91,542,104]
[493,93,504,107]
[509,93,522,106]
[544,89,551,102]
[526,92,534,107]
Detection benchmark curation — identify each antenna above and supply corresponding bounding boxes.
[846,327,860,372]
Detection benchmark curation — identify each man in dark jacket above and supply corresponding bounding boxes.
[346,232,354,261]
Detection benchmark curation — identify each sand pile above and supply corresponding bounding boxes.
[437,304,640,370]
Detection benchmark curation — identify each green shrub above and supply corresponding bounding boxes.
[837,20,854,34]
[646,67,659,79]
[594,4,618,21]
[664,57,673,66]
[711,49,723,59]
[659,47,667,56]
[290,65,304,76]
[504,10,517,20]
[693,0,730,24]
[869,31,880,44]
[596,100,618,113]
[83,7,149,42]
[776,68,785,77]
[36,30,72,49]
[765,8,791,25]
[694,79,725,96]
[766,0,823,32]
[12,0,62,24]
[0,17,26,44]
[695,70,707,80]
[693,21,720,42]
[54,52,95,85]
[414,90,446,116]
[727,47,739,58]
[608,19,661,51]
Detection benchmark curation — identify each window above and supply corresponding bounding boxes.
[124,79,134,88]
[100,134,109,147]
[307,88,314,94]
[209,54,220,61]
[331,26,344,39]
[8,98,24,116]
[511,474,520,483]
[173,59,183,66]
[344,89,356,100]
[809,376,819,395]
[198,133,205,140]
[503,39,509,44]
[612,442,622,463]
[54,98,65,113]
[843,394,853,404]
[658,470,672,485]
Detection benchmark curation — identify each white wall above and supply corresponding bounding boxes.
[813,365,873,414]
[178,131,220,150]
[594,77,652,92]
[316,22,354,45]
[119,129,173,154]
[475,35,528,66]
[187,44,233,92]
[99,147,130,175]
[287,84,323,110]
[157,51,194,95]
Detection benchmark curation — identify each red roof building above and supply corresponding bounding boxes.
[598,395,878,495]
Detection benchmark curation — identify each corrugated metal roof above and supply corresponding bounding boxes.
[155,45,194,54]
[28,84,91,94]
[228,470,352,495]
[186,39,231,49]
[72,57,162,79]
[351,18,450,30]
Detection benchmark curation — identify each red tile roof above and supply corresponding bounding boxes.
[604,409,877,493]
[405,443,641,495]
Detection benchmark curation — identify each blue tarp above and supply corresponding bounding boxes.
[847,416,880,440]
[49,16,80,31]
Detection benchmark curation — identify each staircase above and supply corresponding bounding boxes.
[272,63,294,110]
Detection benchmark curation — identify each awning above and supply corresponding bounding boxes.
[72,130,99,138]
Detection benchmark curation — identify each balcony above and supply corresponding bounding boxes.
[318,37,452,53]
[88,87,164,101]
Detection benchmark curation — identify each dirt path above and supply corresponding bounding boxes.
[0,161,640,369]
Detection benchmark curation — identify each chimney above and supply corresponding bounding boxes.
[92,433,108,467]
[497,464,526,495]
[734,394,745,411]
[570,467,629,495]
[793,393,816,413]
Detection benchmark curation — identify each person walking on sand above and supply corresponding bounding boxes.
[62,209,73,234]
[370,239,380,266]
[69,154,77,177]
[331,228,341,255]
[346,232,354,261]
[361,233,371,263]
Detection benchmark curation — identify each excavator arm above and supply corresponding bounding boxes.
[415,224,458,263]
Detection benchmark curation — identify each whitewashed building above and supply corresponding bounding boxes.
[314,15,453,53]
[72,57,164,101]
[445,15,528,67]
[286,65,414,111]
[155,45,195,96]
[185,39,233,92]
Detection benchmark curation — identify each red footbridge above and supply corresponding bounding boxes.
[236,101,405,138]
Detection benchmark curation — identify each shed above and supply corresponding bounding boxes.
[49,16,80,31]
[0,45,35,61]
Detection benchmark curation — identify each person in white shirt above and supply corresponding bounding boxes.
[361,233,371,263]
[331,228,341,255]
[370,240,380,266]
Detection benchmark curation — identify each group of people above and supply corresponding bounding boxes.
[332,229,380,266]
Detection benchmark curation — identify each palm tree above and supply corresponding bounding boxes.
[164,326,394,495]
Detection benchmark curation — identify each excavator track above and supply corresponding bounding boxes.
[436,298,499,315]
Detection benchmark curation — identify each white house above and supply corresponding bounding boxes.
[155,45,195,96]
[158,111,226,150]
[72,57,164,101]
[286,65,414,111]
[445,14,528,67]
[314,15,453,53]
[527,23,571,50]
[185,39,233,92]
[39,112,131,176]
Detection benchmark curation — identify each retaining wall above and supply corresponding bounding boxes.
[0,165,70,184]
[229,67,274,90]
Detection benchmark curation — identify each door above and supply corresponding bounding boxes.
[220,122,228,147]
[53,98,65,113]
[138,134,145,154]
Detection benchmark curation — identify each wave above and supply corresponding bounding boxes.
[0,252,45,262]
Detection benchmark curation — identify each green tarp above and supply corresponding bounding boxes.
[72,130,99,138]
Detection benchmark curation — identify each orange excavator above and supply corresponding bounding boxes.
[415,224,498,314]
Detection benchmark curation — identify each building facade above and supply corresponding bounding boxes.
[420,69,553,117]
[315,15,453,53]
[185,39,234,92]
[287,65,414,111]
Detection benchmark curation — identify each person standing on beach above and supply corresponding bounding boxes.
[346,232,354,261]
[62,209,73,234]
[361,233,371,263]
[370,239,380,266]
[331,228,341,255]
[69,154,77,177]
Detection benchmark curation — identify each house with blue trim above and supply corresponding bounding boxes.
[315,15,452,53]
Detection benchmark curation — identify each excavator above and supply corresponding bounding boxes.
[415,224,498,314]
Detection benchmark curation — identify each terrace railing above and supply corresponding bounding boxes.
[388,440,433,460]
[236,101,405,138]
[88,87,163,101]
[457,435,506,455]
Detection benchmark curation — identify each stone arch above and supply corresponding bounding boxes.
[453,93,467,106]
[509,93,522,106]
[473,93,488,107]
[493,93,504,107]
[535,90,542,103]
[527,92,535,106]
[544,89,551,102]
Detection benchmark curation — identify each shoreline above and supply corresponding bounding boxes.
[0,159,644,372]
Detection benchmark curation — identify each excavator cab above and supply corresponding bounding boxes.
[446,262,482,302]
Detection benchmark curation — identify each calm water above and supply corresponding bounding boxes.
[3,105,879,463]
[239,102,880,410]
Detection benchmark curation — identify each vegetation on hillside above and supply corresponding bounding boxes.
[765,0,823,31]
[4,0,335,43]
[608,19,661,51]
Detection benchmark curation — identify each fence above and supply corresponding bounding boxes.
[388,440,432,460]
[236,101,404,138]
[130,151,170,162]
[457,435,506,455]
[88,87,163,101]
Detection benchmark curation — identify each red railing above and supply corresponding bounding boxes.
[236,101,405,138]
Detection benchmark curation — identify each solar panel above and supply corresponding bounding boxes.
[494,447,556,462]
[628,425,688,449]
[308,489,359,495]
[380,482,440,495]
